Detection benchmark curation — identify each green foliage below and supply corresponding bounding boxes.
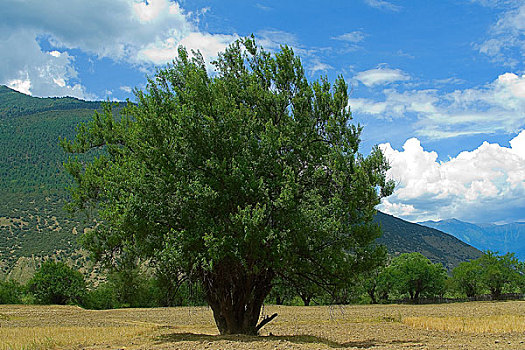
[103,265,157,308]
[266,277,299,305]
[359,265,391,304]
[62,38,393,335]
[0,280,24,304]
[82,282,119,310]
[451,260,484,298]
[477,251,521,299]
[451,251,522,299]
[0,85,100,118]
[27,260,86,305]
[383,253,447,301]
[82,272,206,310]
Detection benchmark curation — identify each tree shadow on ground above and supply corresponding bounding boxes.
[156,332,422,349]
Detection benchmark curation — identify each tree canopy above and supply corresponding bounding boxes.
[62,38,393,335]
[383,252,447,301]
[27,260,86,305]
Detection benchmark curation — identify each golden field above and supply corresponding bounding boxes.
[1,301,525,350]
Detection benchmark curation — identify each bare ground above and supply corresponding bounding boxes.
[1,301,525,349]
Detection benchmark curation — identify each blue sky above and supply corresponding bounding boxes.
[1,0,524,223]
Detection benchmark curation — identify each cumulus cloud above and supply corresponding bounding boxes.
[350,72,525,138]
[0,30,91,98]
[0,0,237,97]
[378,131,525,223]
[354,67,410,87]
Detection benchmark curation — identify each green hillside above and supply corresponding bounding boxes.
[375,212,482,270]
[0,85,100,118]
[0,86,103,279]
[0,85,481,281]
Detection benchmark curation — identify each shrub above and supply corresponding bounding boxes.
[0,280,24,304]
[27,260,86,305]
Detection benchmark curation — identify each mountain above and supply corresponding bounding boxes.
[0,85,481,280]
[419,218,525,260]
[375,212,482,270]
[0,86,104,280]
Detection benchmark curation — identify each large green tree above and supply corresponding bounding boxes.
[384,253,447,302]
[477,251,520,299]
[62,38,393,335]
[451,260,484,298]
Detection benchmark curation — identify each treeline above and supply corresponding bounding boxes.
[269,251,525,305]
[2,251,524,308]
[0,260,207,309]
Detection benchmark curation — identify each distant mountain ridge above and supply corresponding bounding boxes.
[0,85,482,280]
[419,218,525,260]
[376,212,482,270]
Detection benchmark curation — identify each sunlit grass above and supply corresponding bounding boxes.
[403,314,525,334]
[0,325,153,350]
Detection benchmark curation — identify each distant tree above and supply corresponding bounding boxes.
[83,282,119,310]
[62,38,393,335]
[451,260,484,298]
[28,261,86,305]
[386,253,447,302]
[477,251,520,299]
[267,277,298,305]
[360,265,392,304]
[105,263,158,308]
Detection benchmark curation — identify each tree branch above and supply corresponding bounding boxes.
[255,313,278,332]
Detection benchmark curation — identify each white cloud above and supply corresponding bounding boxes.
[332,31,366,43]
[308,58,333,75]
[7,77,32,96]
[256,30,299,51]
[0,0,238,97]
[350,72,525,138]
[354,67,410,87]
[120,86,133,93]
[364,0,400,11]
[475,2,525,65]
[138,32,237,66]
[378,131,525,223]
[0,30,91,98]
[349,89,437,118]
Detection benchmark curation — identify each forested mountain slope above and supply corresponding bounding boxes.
[0,85,480,280]
[0,86,103,279]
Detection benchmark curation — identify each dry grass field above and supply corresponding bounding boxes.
[1,301,525,350]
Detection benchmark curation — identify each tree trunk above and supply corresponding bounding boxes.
[301,295,311,306]
[367,285,377,304]
[491,287,502,300]
[201,261,275,335]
